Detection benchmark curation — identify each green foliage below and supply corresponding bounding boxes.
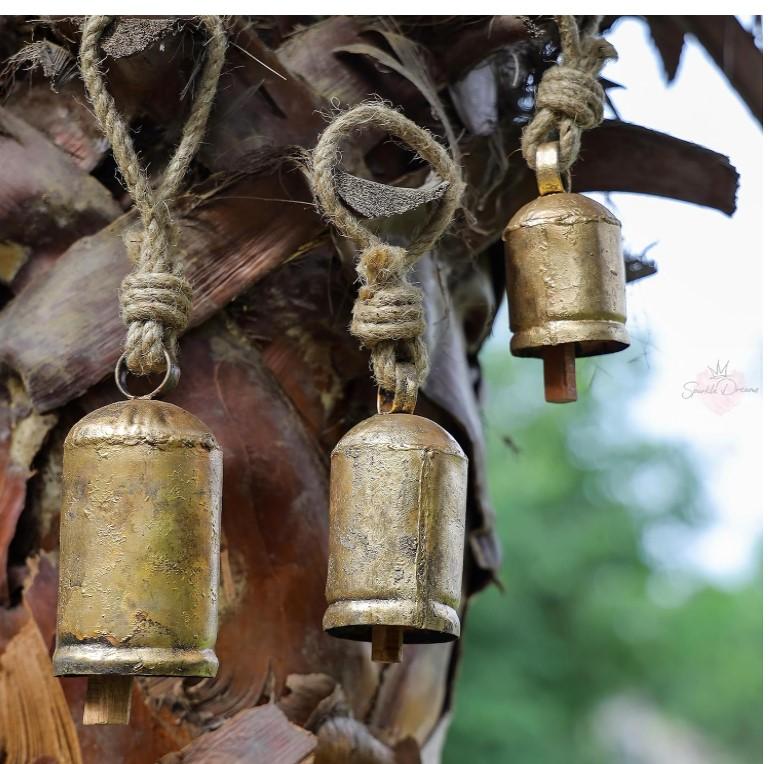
[444,343,761,763]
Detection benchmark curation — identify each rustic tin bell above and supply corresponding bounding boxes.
[53,358,222,725]
[503,142,629,403]
[324,410,467,663]
[55,14,227,725]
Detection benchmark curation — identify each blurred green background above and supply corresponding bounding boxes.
[445,340,761,764]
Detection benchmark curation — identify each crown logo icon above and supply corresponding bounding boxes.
[707,360,730,379]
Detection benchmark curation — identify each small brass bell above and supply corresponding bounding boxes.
[324,412,467,663]
[53,396,222,724]
[503,142,629,403]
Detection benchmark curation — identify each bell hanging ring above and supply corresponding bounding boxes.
[324,409,467,663]
[53,352,222,724]
[503,142,629,403]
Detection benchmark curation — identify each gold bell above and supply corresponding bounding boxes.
[324,412,467,663]
[504,142,629,403]
[53,397,222,724]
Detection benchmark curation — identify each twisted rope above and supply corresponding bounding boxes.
[308,103,464,413]
[79,15,227,377]
[521,15,617,174]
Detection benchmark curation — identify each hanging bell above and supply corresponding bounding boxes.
[324,411,467,663]
[53,394,222,725]
[503,142,629,403]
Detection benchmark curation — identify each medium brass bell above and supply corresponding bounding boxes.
[503,142,629,403]
[53,398,222,724]
[324,412,467,663]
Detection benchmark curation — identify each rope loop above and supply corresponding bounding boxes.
[79,15,226,382]
[522,16,617,174]
[308,103,464,411]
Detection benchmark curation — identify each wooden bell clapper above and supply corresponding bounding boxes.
[503,17,629,404]
[309,103,468,664]
[52,15,226,725]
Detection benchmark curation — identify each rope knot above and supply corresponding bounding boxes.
[120,270,193,332]
[535,66,604,131]
[351,280,425,347]
[119,267,193,376]
[351,244,428,404]
[521,16,616,173]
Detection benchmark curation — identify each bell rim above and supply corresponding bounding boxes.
[52,644,219,677]
[323,598,460,643]
[511,320,630,358]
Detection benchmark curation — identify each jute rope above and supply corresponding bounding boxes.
[521,16,617,174]
[309,103,464,413]
[79,15,227,377]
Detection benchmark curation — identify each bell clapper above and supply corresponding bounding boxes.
[371,626,404,663]
[543,343,577,404]
[83,676,133,725]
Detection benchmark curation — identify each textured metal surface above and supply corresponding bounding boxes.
[324,413,467,644]
[503,191,629,357]
[53,399,222,677]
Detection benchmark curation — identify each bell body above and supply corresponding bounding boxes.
[503,191,629,358]
[324,413,467,644]
[53,399,222,678]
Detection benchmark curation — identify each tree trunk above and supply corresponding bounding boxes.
[0,15,747,763]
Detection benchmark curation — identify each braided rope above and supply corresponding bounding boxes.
[308,103,464,413]
[79,15,227,377]
[521,15,617,174]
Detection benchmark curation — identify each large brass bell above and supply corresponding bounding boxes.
[324,411,467,663]
[53,394,222,724]
[503,142,629,402]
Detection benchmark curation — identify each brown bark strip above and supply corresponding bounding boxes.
[436,15,532,81]
[677,15,762,124]
[0,379,57,603]
[575,120,739,215]
[278,673,338,727]
[0,107,121,292]
[4,82,108,172]
[157,703,316,763]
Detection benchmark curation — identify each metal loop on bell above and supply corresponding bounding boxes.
[114,347,180,400]
[535,141,571,195]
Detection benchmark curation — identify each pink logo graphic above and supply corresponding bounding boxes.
[682,361,759,415]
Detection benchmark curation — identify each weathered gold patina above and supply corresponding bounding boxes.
[504,191,629,357]
[503,142,629,402]
[53,400,222,710]
[324,412,467,663]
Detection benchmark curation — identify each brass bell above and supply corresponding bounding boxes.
[503,142,629,403]
[324,412,467,663]
[53,399,222,724]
